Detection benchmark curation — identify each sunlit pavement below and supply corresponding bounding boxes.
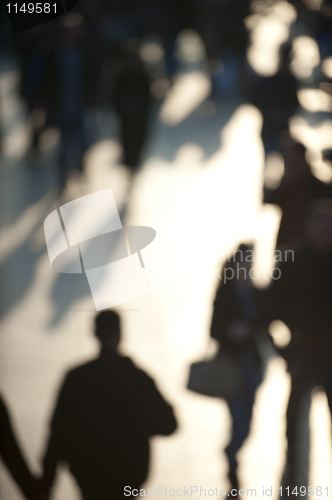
[0,44,332,500]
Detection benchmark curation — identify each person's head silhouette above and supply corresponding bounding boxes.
[94,311,121,352]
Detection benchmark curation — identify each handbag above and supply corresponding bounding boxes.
[187,350,242,401]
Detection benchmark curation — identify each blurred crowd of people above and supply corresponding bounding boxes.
[2,196,332,500]
[211,195,332,498]
[0,0,329,182]
[1,0,332,498]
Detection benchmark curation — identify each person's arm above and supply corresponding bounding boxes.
[138,372,177,437]
[210,280,250,347]
[210,281,231,342]
[270,260,294,327]
[0,395,41,500]
[263,182,284,208]
[261,260,297,362]
[41,373,72,494]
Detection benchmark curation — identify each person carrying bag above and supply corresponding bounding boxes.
[187,244,265,497]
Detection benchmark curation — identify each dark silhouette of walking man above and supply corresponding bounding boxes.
[41,311,177,500]
[114,51,151,172]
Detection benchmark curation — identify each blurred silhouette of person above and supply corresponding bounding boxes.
[315,1,332,60]
[196,0,250,95]
[50,12,92,184]
[114,47,151,172]
[162,0,196,77]
[18,10,98,183]
[254,44,298,155]
[264,135,332,249]
[17,23,54,163]
[0,394,42,500]
[211,244,264,497]
[42,310,177,500]
[267,200,332,497]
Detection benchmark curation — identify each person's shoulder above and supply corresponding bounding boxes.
[120,356,155,384]
[292,245,312,264]
[275,245,312,278]
[63,358,99,382]
[0,394,9,423]
[309,172,332,194]
[267,248,296,283]
[120,355,148,374]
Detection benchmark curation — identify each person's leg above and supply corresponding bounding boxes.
[82,485,141,500]
[225,388,256,492]
[322,352,332,420]
[121,113,148,171]
[282,372,311,498]
[82,491,137,500]
[56,48,87,183]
